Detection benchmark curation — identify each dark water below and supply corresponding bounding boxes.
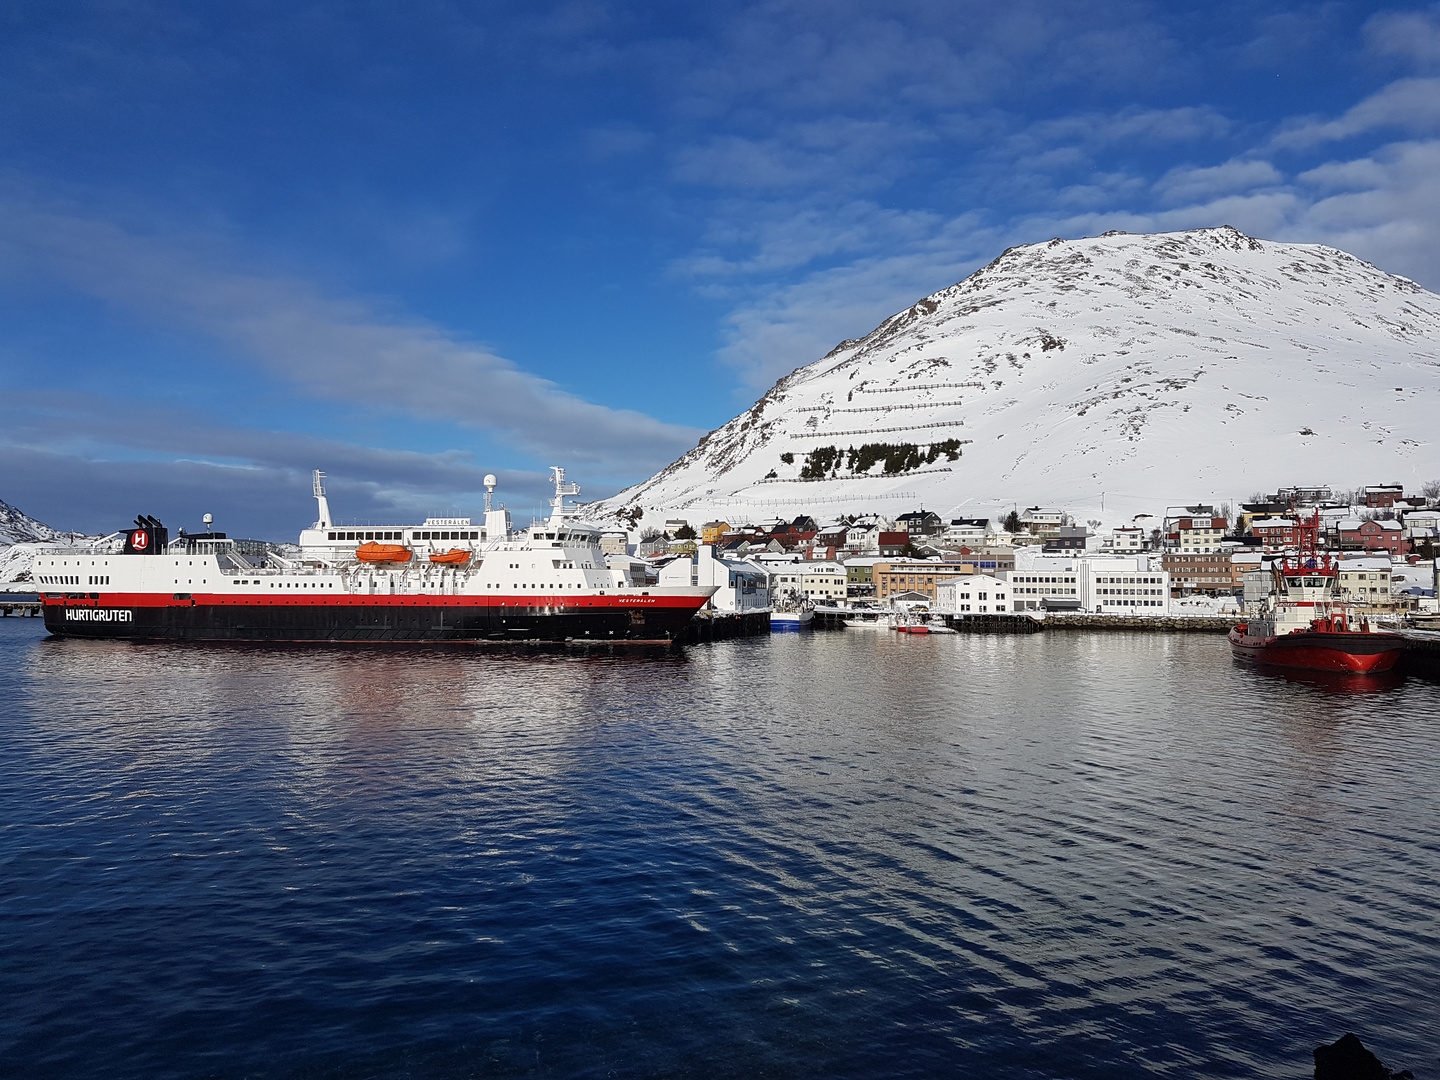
[2,618,1437,1079]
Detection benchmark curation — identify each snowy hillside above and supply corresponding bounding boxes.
[0,499,107,587]
[0,498,69,546]
[598,227,1439,528]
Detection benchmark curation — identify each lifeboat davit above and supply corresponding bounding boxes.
[428,548,471,565]
[355,542,413,563]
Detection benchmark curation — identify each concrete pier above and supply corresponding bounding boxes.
[1398,631,1440,680]
[1044,614,1240,632]
[676,610,771,644]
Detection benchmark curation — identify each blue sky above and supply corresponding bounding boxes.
[3,1,1438,536]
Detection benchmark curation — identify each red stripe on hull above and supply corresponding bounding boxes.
[41,592,707,611]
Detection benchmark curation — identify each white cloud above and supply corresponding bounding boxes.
[1365,6,1440,68]
[1155,159,1283,204]
[713,214,1000,389]
[1272,77,1440,148]
[670,117,931,191]
[675,199,943,277]
[1290,139,1440,283]
[0,192,702,477]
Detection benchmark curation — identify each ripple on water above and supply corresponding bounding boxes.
[0,620,1437,1078]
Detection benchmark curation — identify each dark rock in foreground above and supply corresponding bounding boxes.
[1314,1033,1413,1080]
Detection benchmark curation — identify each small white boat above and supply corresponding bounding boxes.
[843,616,889,630]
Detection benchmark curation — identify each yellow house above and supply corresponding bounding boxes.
[701,521,731,544]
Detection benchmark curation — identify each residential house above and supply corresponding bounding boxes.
[1402,509,1440,542]
[1230,549,1264,590]
[1364,484,1405,508]
[1239,502,1290,531]
[800,561,847,603]
[1335,557,1396,607]
[785,515,819,534]
[1104,527,1145,552]
[877,531,910,556]
[700,521,731,544]
[1044,526,1091,552]
[897,510,944,536]
[1338,518,1409,556]
[1250,516,1299,551]
[1020,507,1065,538]
[941,518,992,547]
[1275,485,1333,505]
[599,531,629,556]
[843,556,883,598]
[1163,506,1226,551]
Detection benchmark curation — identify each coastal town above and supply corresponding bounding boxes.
[603,481,1440,628]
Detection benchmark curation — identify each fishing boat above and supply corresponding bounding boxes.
[1227,510,1404,673]
[770,596,814,632]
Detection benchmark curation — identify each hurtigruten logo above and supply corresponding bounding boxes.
[64,608,134,622]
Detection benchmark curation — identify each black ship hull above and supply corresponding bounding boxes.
[43,595,707,645]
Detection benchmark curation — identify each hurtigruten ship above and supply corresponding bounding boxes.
[38,469,715,644]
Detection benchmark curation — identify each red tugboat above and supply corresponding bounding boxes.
[1228,510,1404,673]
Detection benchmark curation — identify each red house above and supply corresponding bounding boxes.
[878,531,909,556]
[1250,516,1298,551]
[1364,485,1405,509]
[1338,518,1409,555]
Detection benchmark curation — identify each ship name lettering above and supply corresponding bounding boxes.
[64,608,135,623]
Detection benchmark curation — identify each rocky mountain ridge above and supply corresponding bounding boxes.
[0,498,106,586]
[0,497,68,546]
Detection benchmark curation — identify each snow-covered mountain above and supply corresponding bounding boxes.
[0,498,68,546]
[0,499,107,586]
[598,227,1439,528]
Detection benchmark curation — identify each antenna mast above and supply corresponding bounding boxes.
[548,467,581,524]
[312,469,332,529]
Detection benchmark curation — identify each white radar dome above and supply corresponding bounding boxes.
[484,474,497,488]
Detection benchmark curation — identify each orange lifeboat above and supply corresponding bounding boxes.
[428,548,471,565]
[355,542,413,563]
